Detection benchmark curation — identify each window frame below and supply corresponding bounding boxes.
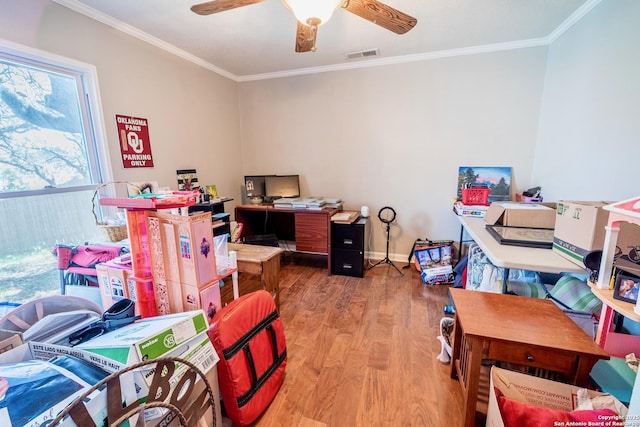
[0,38,113,199]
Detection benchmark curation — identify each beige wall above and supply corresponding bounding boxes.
[238,0,640,260]
[238,49,549,259]
[533,0,640,202]
[2,0,638,262]
[0,0,243,204]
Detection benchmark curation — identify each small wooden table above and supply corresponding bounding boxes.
[449,288,609,427]
[226,243,283,309]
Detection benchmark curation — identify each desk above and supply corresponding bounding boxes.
[457,216,586,275]
[235,204,342,273]
[449,288,609,427]
[223,243,283,310]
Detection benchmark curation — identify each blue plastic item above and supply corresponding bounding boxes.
[0,302,21,318]
[589,357,636,406]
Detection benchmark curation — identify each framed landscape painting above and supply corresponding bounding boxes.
[457,166,512,203]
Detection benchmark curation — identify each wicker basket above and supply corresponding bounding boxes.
[93,182,129,242]
[98,223,128,242]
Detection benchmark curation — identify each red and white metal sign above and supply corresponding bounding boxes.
[116,114,154,168]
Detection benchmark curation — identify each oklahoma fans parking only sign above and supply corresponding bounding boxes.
[116,114,154,168]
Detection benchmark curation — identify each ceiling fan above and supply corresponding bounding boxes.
[190,0,417,53]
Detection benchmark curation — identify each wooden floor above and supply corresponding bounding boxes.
[236,254,482,427]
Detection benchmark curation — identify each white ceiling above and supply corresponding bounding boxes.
[53,0,599,81]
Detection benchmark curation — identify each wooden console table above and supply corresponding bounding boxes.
[449,288,609,427]
[235,204,341,273]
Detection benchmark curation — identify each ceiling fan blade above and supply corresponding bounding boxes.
[342,0,417,34]
[295,21,317,53]
[191,0,264,16]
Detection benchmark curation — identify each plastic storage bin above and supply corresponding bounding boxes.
[214,233,230,275]
[516,193,543,203]
[461,187,490,205]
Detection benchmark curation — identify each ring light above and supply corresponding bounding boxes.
[370,206,403,275]
[378,206,396,224]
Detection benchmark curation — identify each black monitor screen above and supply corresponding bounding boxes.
[244,175,268,198]
[265,175,300,199]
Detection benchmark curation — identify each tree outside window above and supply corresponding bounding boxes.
[0,44,110,305]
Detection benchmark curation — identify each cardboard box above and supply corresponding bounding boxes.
[0,329,22,354]
[552,201,611,266]
[484,202,556,229]
[182,280,222,324]
[127,275,157,318]
[487,366,627,427]
[414,244,454,285]
[420,265,454,285]
[553,201,640,267]
[97,258,156,317]
[0,339,221,427]
[453,201,488,218]
[76,310,210,367]
[615,221,640,262]
[96,255,135,309]
[76,310,221,424]
[149,212,218,287]
[0,341,138,427]
[1,341,126,372]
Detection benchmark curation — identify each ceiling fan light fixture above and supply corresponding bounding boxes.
[282,0,344,26]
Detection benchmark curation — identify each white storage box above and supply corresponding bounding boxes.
[484,202,556,229]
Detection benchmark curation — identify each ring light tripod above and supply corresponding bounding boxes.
[369,206,404,276]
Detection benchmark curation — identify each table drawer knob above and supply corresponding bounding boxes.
[526,353,535,362]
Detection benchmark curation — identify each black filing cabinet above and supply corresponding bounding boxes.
[331,217,368,277]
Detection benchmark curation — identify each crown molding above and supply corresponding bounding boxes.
[52,0,237,81]
[53,0,601,83]
[237,38,550,82]
[548,0,603,43]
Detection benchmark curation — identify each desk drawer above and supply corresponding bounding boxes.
[331,248,364,277]
[295,213,328,254]
[332,222,365,250]
[487,341,576,374]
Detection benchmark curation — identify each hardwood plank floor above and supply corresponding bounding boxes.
[234,254,484,427]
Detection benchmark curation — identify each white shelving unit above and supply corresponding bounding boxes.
[591,196,640,356]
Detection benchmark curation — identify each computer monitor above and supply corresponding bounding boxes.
[265,175,300,199]
[244,175,268,198]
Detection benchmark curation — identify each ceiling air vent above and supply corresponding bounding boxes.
[345,48,380,60]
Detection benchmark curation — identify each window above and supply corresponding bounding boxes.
[0,40,111,305]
